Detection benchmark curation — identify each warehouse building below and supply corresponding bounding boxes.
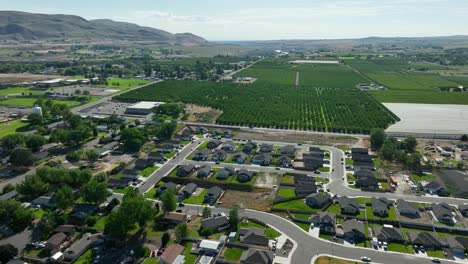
[125,101,164,115]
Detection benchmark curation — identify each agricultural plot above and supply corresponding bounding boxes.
[115,80,399,133]
[297,64,367,89]
[235,59,296,85]
[369,90,468,105]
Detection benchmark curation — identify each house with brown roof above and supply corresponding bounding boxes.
[163,212,188,225]
[160,244,185,264]
[239,227,269,247]
[46,232,68,251]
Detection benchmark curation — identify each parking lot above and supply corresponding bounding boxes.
[49,85,119,97]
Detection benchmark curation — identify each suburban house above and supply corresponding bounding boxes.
[197,165,212,178]
[199,240,221,254]
[243,141,257,154]
[352,153,373,162]
[459,204,468,217]
[193,149,211,161]
[420,180,450,196]
[32,196,54,208]
[222,140,237,152]
[195,127,208,135]
[281,145,296,156]
[252,153,273,166]
[148,151,166,164]
[212,150,227,162]
[176,165,195,177]
[64,233,103,261]
[68,204,98,225]
[446,236,465,257]
[237,169,255,182]
[355,176,379,189]
[121,169,139,180]
[240,248,274,264]
[160,244,185,264]
[239,227,269,246]
[201,214,230,232]
[351,148,368,155]
[353,161,375,172]
[371,197,392,216]
[373,226,405,242]
[217,167,235,180]
[277,155,292,167]
[310,212,336,234]
[339,196,360,215]
[342,219,366,242]
[354,169,375,179]
[163,212,188,225]
[406,231,443,249]
[294,176,318,196]
[302,154,324,170]
[178,183,197,202]
[134,158,149,170]
[233,152,248,164]
[159,143,177,153]
[204,186,223,205]
[158,182,177,195]
[223,130,233,138]
[305,192,331,208]
[431,203,455,224]
[259,144,273,153]
[397,199,420,218]
[46,232,68,251]
[207,140,221,149]
[54,225,76,236]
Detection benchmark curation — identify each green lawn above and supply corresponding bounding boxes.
[104,78,150,89]
[277,188,296,198]
[142,258,158,264]
[281,175,295,184]
[0,119,31,137]
[183,189,208,205]
[388,243,414,254]
[326,204,341,215]
[427,250,445,258]
[33,208,46,219]
[318,166,330,172]
[293,221,310,231]
[0,87,42,96]
[223,247,244,261]
[232,175,257,186]
[366,206,397,220]
[144,187,158,199]
[346,158,354,165]
[0,98,81,107]
[197,141,208,150]
[114,186,134,194]
[140,166,159,177]
[411,173,436,183]
[273,199,320,212]
[163,151,177,159]
[183,242,198,264]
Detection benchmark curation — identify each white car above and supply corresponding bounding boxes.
[361,256,371,262]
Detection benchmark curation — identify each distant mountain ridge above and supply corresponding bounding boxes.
[0,11,207,45]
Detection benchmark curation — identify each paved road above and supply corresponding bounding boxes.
[295,71,300,86]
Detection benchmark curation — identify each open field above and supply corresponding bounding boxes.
[115,80,399,133]
[369,90,468,105]
[0,119,30,138]
[0,86,43,96]
[235,59,296,85]
[0,97,81,107]
[103,78,150,89]
[0,73,66,85]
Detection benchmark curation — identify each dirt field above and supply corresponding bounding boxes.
[185,104,222,123]
[0,73,66,84]
[220,189,274,211]
[397,210,433,225]
[254,172,281,189]
[236,130,360,147]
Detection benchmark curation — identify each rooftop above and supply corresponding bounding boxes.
[127,101,164,109]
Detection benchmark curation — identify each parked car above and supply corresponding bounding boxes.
[361,256,371,262]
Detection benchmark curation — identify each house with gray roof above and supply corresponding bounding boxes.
[201,215,229,232]
[242,141,257,154]
[397,199,420,218]
[239,227,269,247]
[0,190,17,201]
[339,196,360,215]
[420,180,450,196]
[222,140,236,152]
[310,212,336,234]
[407,231,443,249]
[197,165,212,178]
[252,153,273,166]
[342,219,366,242]
[354,169,374,179]
[373,226,404,242]
[178,183,197,202]
[193,149,211,161]
[176,165,195,177]
[216,167,235,180]
[277,156,292,167]
[121,169,139,180]
[204,186,223,205]
[446,235,465,256]
[305,193,331,208]
[371,197,391,216]
[64,233,103,261]
[207,140,221,149]
[259,144,273,153]
[431,203,454,224]
[233,152,248,164]
[32,196,54,208]
[237,169,255,183]
[158,182,177,195]
[355,176,379,189]
[281,145,296,156]
[459,204,468,217]
[240,249,274,264]
[211,150,227,162]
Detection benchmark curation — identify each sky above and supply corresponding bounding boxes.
[1,0,468,41]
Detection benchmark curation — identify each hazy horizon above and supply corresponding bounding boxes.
[2,0,468,41]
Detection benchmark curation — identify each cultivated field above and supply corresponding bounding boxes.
[115,80,399,133]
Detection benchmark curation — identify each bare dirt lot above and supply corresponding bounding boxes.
[220,189,274,211]
[185,104,222,123]
[254,172,281,188]
[0,73,66,84]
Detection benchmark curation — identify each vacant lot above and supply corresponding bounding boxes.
[0,73,66,85]
[369,90,468,105]
[220,190,274,211]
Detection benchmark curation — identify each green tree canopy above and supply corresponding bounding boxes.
[370,128,386,150]
[16,174,50,199]
[160,188,177,213]
[53,185,74,210]
[82,180,109,204]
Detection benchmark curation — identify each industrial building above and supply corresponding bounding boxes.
[125,101,164,115]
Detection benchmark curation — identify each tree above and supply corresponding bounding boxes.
[402,136,417,153]
[84,150,99,162]
[66,151,82,162]
[174,223,187,242]
[157,103,182,119]
[64,114,82,129]
[229,207,239,229]
[162,232,170,246]
[25,134,46,152]
[160,188,177,213]
[27,112,43,126]
[10,147,34,167]
[16,174,50,199]
[0,244,18,264]
[0,200,33,232]
[461,134,468,142]
[370,128,386,150]
[1,133,25,152]
[1,184,14,195]
[457,161,465,170]
[156,122,177,141]
[202,206,211,218]
[82,180,109,204]
[121,128,146,152]
[54,185,74,210]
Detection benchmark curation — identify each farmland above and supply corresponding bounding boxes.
[369,90,468,104]
[115,80,399,133]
